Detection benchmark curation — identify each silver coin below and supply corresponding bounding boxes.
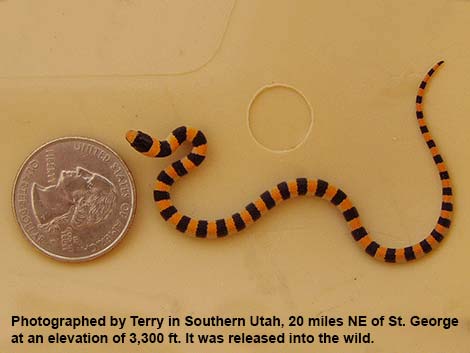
[12,137,136,262]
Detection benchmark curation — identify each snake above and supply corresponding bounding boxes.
[125,61,453,263]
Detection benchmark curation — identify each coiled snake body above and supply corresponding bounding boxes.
[126,62,453,263]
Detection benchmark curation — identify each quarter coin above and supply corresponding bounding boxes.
[12,137,136,262]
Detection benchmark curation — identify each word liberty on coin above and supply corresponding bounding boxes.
[12,137,136,261]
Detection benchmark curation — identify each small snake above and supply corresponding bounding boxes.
[125,61,453,263]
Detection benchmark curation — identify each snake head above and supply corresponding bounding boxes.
[125,130,154,153]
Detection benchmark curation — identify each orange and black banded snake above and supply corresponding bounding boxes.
[125,61,453,263]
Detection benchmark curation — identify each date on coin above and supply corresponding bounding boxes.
[12,137,136,262]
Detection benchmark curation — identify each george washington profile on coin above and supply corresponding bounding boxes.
[32,166,118,234]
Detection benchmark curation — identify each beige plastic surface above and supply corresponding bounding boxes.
[1,1,469,352]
